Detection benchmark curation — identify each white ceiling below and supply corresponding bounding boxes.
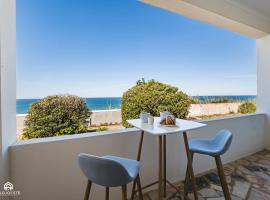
[141,0,270,38]
[231,0,270,20]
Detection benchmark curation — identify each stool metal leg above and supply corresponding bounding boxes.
[163,135,167,198]
[130,180,136,200]
[183,131,198,200]
[184,152,194,199]
[105,187,109,200]
[158,135,163,200]
[215,156,231,200]
[84,180,92,200]
[122,185,127,200]
[131,131,144,200]
[137,175,144,200]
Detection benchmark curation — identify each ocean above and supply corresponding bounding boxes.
[16,95,256,114]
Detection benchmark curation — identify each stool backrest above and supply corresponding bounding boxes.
[78,153,131,187]
[213,129,233,155]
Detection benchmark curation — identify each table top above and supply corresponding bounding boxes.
[127,117,206,136]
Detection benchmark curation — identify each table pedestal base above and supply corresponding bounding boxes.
[131,131,198,200]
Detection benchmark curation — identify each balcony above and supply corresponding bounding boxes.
[10,113,267,199]
[140,149,270,200]
[2,0,270,200]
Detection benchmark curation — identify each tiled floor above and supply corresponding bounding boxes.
[136,150,270,200]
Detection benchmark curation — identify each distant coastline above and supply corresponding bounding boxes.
[16,95,256,114]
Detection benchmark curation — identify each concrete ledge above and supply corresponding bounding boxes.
[198,112,265,123]
[11,127,138,146]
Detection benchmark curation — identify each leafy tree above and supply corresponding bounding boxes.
[23,95,91,139]
[121,79,192,127]
[238,101,256,114]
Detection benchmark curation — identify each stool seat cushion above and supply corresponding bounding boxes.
[188,129,233,156]
[78,154,140,187]
[102,155,140,180]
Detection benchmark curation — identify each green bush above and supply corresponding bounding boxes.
[121,79,192,127]
[238,101,256,114]
[96,126,109,132]
[192,97,234,104]
[23,95,91,139]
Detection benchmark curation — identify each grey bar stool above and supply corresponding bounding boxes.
[184,129,233,200]
[78,153,143,200]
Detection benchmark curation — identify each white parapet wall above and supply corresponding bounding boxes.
[90,109,122,126]
[16,114,27,137]
[10,113,266,200]
[16,103,243,134]
[188,103,241,117]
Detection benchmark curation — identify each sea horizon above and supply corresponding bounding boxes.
[16,95,256,114]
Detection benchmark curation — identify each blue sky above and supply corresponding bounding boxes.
[16,0,256,99]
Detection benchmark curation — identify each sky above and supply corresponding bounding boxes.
[16,0,257,99]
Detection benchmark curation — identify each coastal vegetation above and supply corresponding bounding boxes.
[23,95,91,139]
[238,101,256,114]
[121,79,191,127]
[190,113,237,120]
[192,97,247,104]
[16,86,256,139]
[16,96,257,139]
[96,126,109,132]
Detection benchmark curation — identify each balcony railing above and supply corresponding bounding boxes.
[10,113,266,199]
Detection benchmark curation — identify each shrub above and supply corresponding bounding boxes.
[207,98,232,103]
[238,101,256,114]
[96,126,109,132]
[192,97,234,104]
[23,95,91,139]
[121,79,192,127]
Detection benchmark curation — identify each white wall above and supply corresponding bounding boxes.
[90,109,122,126]
[0,0,16,183]
[188,103,241,117]
[257,35,270,149]
[10,114,266,200]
